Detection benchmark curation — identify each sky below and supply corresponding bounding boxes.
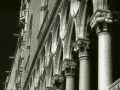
[0,0,21,89]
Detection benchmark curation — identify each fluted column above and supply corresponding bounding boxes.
[90,9,115,90]
[52,74,64,90]
[74,38,90,90]
[62,59,76,90]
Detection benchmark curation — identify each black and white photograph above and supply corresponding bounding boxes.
[1,0,120,90]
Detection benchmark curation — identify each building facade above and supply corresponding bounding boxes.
[4,0,120,90]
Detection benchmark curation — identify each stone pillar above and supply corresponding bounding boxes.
[52,74,64,90]
[90,9,114,90]
[62,59,76,90]
[74,38,90,90]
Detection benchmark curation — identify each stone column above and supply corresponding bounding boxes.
[52,74,64,90]
[90,9,114,90]
[62,59,76,90]
[74,38,90,90]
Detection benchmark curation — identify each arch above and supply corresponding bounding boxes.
[65,22,76,59]
[51,15,60,54]
[56,42,63,74]
[45,33,52,66]
[53,38,63,75]
[75,0,93,39]
[40,47,45,76]
[85,0,94,38]
[45,56,53,87]
[62,16,74,59]
[60,1,70,40]
[92,0,108,12]
[60,0,70,25]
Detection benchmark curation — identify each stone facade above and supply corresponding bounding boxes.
[4,0,120,90]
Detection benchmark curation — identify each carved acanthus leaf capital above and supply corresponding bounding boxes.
[52,74,64,89]
[90,9,113,30]
[74,38,90,52]
[90,9,120,34]
[62,59,76,76]
[52,74,64,84]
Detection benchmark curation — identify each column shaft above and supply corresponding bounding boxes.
[98,32,112,90]
[79,58,90,90]
[62,59,76,90]
[66,76,75,90]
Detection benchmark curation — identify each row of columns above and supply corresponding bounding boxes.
[45,9,115,90]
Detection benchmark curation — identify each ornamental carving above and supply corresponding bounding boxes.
[90,10,113,30]
[62,59,76,76]
[52,74,64,88]
[90,9,120,34]
[21,30,26,42]
[73,38,90,52]
[16,75,21,88]
[20,47,25,59]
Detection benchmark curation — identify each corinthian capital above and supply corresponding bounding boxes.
[74,38,90,51]
[90,9,113,29]
[62,59,76,76]
[74,38,90,58]
[90,9,120,34]
[52,74,64,89]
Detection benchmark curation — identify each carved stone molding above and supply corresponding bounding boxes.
[52,74,64,89]
[62,59,76,76]
[90,9,120,34]
[16,75,21,88]
[20,50,24,59]
[46,86,55,90]
[70,1,80,17]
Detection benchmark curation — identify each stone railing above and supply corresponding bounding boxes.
[109,78,120,90]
